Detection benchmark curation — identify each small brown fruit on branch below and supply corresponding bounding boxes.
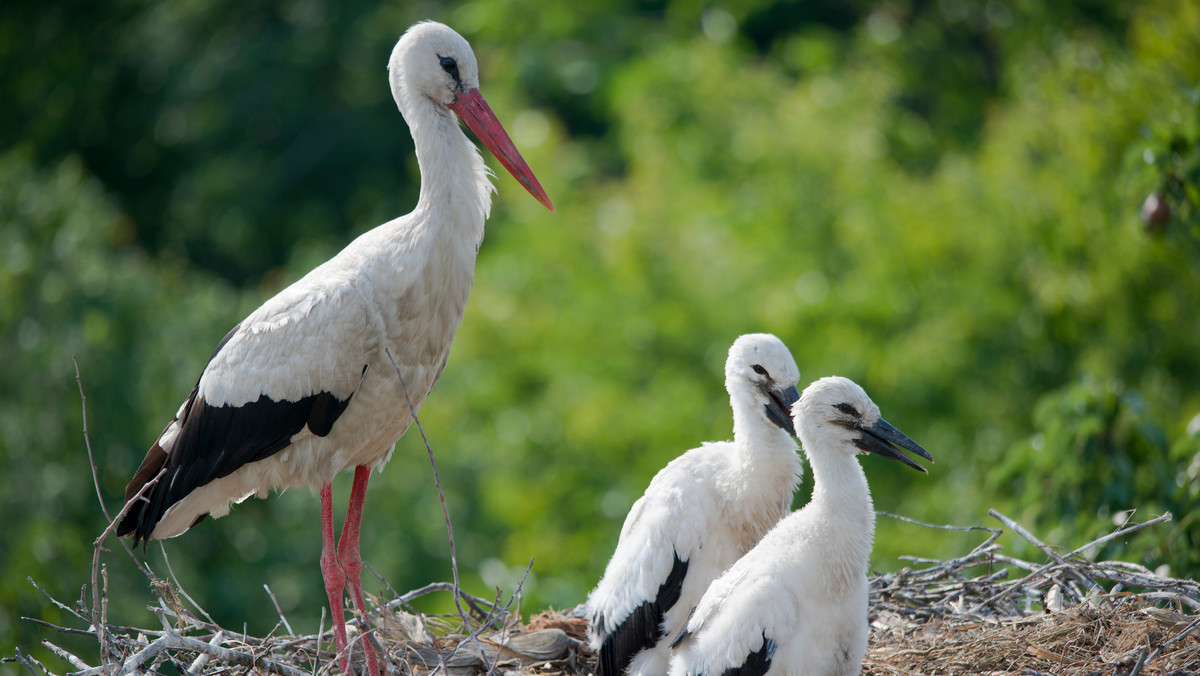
[1141,192,1170,233]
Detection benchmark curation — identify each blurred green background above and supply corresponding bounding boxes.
[4,0,1200,669]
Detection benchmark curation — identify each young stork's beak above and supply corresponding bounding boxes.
[854,418,934,473]
[764,384,801,436]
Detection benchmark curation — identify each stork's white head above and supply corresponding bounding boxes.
[387,21,554,211]
[389,22,481,112]
[793,376,933,472]
[725,333,802,436]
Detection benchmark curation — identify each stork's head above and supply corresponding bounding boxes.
[390,22,480,109]
[793,376,933,472]
[725,333,802,436]
[388,22,554,211]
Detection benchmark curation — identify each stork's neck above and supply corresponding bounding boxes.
[804,446,875,591]
[408,102,493,244]
[731,402,800,480]
[731,394,792,456]
[809,452,872,514]
[726,397,802,532]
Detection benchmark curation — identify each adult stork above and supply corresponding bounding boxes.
[116,21,552,676]
[667,376,933,676]
[584,334,804,676]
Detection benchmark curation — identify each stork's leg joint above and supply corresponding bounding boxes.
[320,481,352,674]
[321,548,347,597]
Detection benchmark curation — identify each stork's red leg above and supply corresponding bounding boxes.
[320,481,351,673]
[338,465,382,676]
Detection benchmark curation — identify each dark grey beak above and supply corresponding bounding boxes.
[764,384,801,436]
[855,418,933,473]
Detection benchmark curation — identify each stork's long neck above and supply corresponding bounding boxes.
[804,444,875,591]
[727,394,802,531]
[731,396,794,463]
[407,100,492,245]
[808,450,872,517]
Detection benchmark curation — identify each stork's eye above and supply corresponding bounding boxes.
[751,365,768,376]
[835,403,861,418]
[439,56,460,81]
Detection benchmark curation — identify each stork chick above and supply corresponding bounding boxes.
[586,334,804,676]
[668,376,932,676]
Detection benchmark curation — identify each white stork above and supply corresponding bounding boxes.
[116,21,552,676]
[585,333,804,676]
[667,376,933,676]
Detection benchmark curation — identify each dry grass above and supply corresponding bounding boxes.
[866,600,1198,676]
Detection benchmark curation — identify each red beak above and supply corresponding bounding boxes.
[449,89,555,212]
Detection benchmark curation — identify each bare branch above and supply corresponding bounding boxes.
[1064,512,1172,559]
[41,640,92,672]
[74,356,112,525]
[158,543,216,628]
[264,585,296,636]
[185,630,224,674]
[90,466,167,668]
[10,648,50,676]
[988,509,1100,591]
[878,510,1004,538]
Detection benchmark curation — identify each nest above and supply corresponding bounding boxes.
[863,510,1200,676]
[9,508,1200,676]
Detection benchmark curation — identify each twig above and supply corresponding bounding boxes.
[10,648,49,676]
[464,584,515,673]
[76,358,155,575]
[264,585,296,636]
[365,561,401,600]
[966,511,1187,616]
[386,582,506,619]
[27,577,90,625]
[385,347,475,675]
[186,630,225,674]
[41,640,93,671]
[139,609,309,676]
[159,542,217,627]
[74,356,111,524]
[100,564,111,665]
[20,616,97,637]
[878,511,1003,538]
[1064,512,1172,559]
[481,558,535,676]
[90,466,167,666]
[76,358,157,587]
[989,509,1100,591]
[315,606,326,676]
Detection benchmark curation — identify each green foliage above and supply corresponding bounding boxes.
[993,378,1200,573]
[1134,95,1200,243]
[4,0,1200,670]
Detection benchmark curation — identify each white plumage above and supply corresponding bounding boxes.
[585,334,804,676]
[667,376,932,676]
[117,21,551,676]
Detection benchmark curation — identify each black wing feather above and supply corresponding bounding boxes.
[596,553,689,676]
[116,324,364,542]
[717,634,776,676]
[308,366,367,436]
